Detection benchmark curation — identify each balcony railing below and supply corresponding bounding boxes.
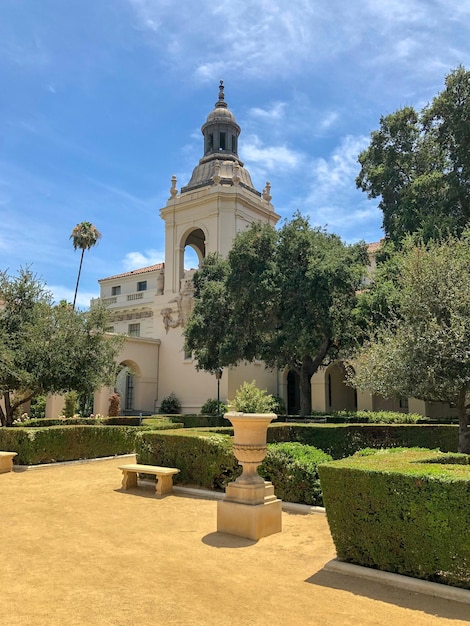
[127,292,144,301]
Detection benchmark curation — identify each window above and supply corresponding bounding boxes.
[206,134,213,154]
[219,132,226,150]
[111,286,121,296]
[184,349,192,361]
[128,323,140,337]
[137,280,147,292]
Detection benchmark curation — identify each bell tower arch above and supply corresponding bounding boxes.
[160,82,280,294]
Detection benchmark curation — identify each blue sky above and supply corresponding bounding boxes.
[1,0,469,307]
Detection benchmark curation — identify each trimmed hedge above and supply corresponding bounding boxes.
[318,448,470,589]
[259,442,331,505]
[15,416,149,427]
[165,414,230,428]
[136,431,330,504]
[0,426,138,465]
[266,423,459,458]
[136,430,240,489]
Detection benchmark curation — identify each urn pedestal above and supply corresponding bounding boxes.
[217,412,282,540]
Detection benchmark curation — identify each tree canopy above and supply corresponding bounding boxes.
[184,214,368,415]
[356,66,470,244]
[351,235,470,453]
[0,267,122,426]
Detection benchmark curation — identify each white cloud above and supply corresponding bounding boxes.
[241,135,302,172]
[122,250,164,271]
[309,135,370,199]
[126,0,468,83]
[248,102,286,122]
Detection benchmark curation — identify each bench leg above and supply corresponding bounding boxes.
[0,457,14,473]
[121,470,138,490]
[156,474,174,495]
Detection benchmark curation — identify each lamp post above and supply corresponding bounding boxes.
[215,368,223,416]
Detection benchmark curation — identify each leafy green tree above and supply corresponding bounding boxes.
[70,221,102,309]
[352,235,470,453]
[0,267,122,426]
[357,66,470,244]
[185,214,368,415]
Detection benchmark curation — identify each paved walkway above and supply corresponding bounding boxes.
[0,456,468,625]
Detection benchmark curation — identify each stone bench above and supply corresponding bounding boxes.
[118,463,180,496]
[0,452,18,474]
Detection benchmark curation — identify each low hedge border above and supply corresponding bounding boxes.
[265,423,459,458]
[0,426,139,465]
[317,448,470,590]
[15,416,166,427]
[135,431,330,505]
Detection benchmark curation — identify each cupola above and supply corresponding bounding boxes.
[181,81,258,195]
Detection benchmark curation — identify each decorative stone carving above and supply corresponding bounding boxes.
[233,162,240,186]
[161,305,181,333]
[169,175,178,198]
[160,275,194,333]
[262,181,272,203]
[212,160,221,184]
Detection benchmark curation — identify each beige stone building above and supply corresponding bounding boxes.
[44,83,456,419]
[87,82,282,416]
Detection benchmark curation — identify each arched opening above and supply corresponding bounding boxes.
[325,362,357,412]
[287,370,300,415]
[184,246,200,271]
[183,228,205,268]
[115,360,141,415]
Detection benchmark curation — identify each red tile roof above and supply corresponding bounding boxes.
[367,241,382,253]
[99,263,164,282]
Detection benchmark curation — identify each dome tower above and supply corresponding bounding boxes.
[160,82,280,294]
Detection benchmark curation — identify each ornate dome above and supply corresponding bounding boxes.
[181,81,259,196]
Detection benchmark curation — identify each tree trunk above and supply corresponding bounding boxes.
[456,387,469,454]
[299,361,312,416]
[1,392,33,427]
[4,392,13,427]
[73,249,85,309]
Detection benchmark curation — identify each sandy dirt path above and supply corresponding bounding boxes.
[0,456,468,626]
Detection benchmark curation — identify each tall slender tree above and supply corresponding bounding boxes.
[70,222,102,308]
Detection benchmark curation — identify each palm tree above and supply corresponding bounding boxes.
[70,222,102,308]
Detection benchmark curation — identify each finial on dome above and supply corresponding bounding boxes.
[215,80,228,108]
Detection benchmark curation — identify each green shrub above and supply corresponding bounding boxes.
[200,398,228,416]
[136,430,330,504]
[229,381,275,413]
[271,395,286,415]
[259,443,332,505]
[318,448,470,589]
[266,423,460,458]
[30,395,46,419]
[0,426,138,465]
[63,391,78,419]
[332,410,422,424]
[166,414,228,428]
[136,430,240,489]
[159,393,181,414]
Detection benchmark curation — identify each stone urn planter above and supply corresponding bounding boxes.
[217,411,282,540]
[227,411,276,489]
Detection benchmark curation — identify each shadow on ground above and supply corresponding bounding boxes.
[202,531,257,549]
[307,569,470,622]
